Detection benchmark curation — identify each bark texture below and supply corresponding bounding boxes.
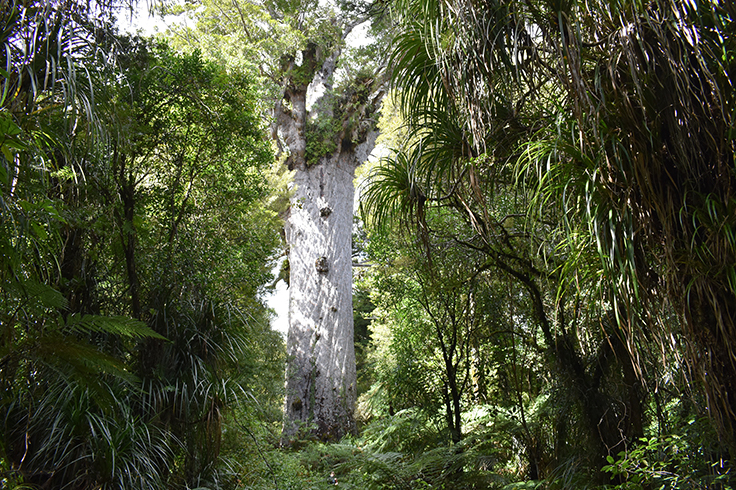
[283,152,358,440]
[283,139,378,442]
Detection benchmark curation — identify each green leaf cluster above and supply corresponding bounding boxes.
[603,430,733,490]
[305,113,340,165]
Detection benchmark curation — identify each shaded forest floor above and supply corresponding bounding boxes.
[234,407,733,490]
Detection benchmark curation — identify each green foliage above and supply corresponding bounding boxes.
[303,69,383,166]
[0,5,283,488]
[239,406,558,490]
[3,377,175,490]
[305,114,340,165]
[602,431,733,489]
[357,0,736,486]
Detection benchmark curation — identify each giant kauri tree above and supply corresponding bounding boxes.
[171,0,386,441]
[278,38,382,440]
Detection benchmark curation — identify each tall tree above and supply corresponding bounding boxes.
[0,4,177,487]
[360,0,660,479]
[0,4,281,483]
[100,38,277,483]
[169,0,387,441]
[279,32,384,442]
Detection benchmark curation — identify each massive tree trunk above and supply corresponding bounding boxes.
[283,151,359,440]
[276,28,382,442]
[282,128,379,443]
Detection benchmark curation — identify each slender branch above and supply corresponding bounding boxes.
[238,420,280,490]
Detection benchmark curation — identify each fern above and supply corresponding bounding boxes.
[65,314,167,340]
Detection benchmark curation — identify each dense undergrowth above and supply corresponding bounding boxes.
[234,404,732,490]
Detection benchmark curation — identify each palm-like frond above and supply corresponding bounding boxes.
[376,0,736,470]
[388,23,448,126]
[561,0,736,444]
[9,377,176,490]
[360,147,425,233]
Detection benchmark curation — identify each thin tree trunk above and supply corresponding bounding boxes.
[118,166,141,320]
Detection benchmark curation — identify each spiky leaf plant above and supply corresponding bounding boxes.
[367,0,736,467]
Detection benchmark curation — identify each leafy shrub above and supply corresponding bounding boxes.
[602,431,734,489]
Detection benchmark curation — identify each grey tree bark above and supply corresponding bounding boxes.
[276,28,382,442]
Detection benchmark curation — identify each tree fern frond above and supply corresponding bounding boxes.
[65,314,167,340]
[34,333,138,384]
